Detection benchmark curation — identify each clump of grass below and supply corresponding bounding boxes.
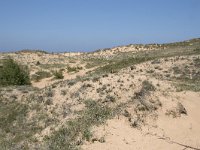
[67,79,77,86]
[172,66,182,74]
[36,61,40,65]
[142,80,156,92]
[45,100,113,149]
[106,95,116,102]
[146,69,155,74]
[134,80,156,99]
[31,70,52,82]
[0,59,30,86]
[68,59,77,63]
[67,66,82,73]
[53,70,64,79]
[61,90,67,96]
[44,87,54,97]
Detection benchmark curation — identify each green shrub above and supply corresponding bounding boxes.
[0,59,30,86]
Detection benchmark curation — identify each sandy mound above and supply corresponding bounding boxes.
[82,92,200,150]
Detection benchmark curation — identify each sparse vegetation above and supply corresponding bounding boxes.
[172,58,200,92]
[175,81,200,92]
[0,94,45,149]
[31,70,52,82]
[45,100,113,149]
[85,58,108,69]
[93,56,153,74]
[40,64,66,69]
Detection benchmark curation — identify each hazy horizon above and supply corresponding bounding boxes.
[0,0,200,52]
[1,37,200,53]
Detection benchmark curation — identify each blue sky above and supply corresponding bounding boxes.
[0,0,200,52]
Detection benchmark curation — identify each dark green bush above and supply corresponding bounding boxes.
[0,59,30,86]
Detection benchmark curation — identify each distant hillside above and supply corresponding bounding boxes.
[15,49,49,54]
